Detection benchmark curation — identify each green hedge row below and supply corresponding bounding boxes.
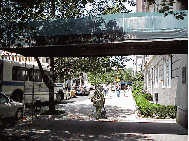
[133,92,177,119]
[143,94,153,101]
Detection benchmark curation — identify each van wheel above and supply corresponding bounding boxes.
[11,89,24,103]
[15,108,23,120]
[34,99,41,112]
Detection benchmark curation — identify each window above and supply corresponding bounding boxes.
[12,67,17,80]
[12,66,26,81]
[35,70,42,82]
[148,71,151,83]
[157,63,159,84]
[155,65,157,85]
[153,67,155,84]
[29,69,34,81]
[168,55,172,87]
[163,58,166,87]
[152,68,153,84]
[22,69,28,81]
[146,72,148,89]
[0,93,9,104]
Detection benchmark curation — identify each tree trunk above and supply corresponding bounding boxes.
[49,57,55,112]
[35,57,55,112]
[35,57,50,88]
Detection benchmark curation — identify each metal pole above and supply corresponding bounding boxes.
[23,57,26,118]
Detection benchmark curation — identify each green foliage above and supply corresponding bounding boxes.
[141,90,153,101]
[86,56,133,85]
[143,94,153,101]
[134,94,177,119]
[149,0,187,20]
[132,81,144,92]
[55,56,129,83]
[0,0,186,47]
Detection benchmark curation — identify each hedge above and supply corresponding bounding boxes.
[133,92,177,119]
[143,94,153,101]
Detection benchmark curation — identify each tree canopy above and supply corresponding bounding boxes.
[54,56,132,84]
[0,0,187,47]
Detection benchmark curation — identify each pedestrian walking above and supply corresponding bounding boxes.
[123,84,128,97]
[127,85,130,92]
[104,84,109,96]
[116,83,121,97]
[91,84,105,119]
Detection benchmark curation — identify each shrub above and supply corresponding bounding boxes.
[143,94,153,101]
[134,94,177,119]
[132,81,145,92]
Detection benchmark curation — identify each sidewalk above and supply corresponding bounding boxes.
[1,90,187,140]
[1,118,187,140]
[70,90,177,123]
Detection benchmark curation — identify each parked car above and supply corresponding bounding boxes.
[82,86,90,96]
[54,83,63,94]
[74,85,83,96]
[0,92,23,121]
[74,85,90,96]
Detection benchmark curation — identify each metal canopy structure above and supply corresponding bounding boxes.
[1,39,188,57]
[0,11,188,57]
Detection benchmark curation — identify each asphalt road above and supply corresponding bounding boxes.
[60,90,94,104]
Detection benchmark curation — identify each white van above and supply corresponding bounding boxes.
[54,83,63,94]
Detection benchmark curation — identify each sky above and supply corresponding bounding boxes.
[110,55,134,70]
[125,55,134,69]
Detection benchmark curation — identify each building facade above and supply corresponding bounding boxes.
[136,0,186,12]
[142,54,188,128]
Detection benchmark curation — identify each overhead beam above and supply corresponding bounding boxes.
[1,39,187,57]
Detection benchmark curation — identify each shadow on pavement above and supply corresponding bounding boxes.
[59,100,75,104]
[0,119,188,140]
[0,102,187,140]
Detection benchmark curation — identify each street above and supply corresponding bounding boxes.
[0,90,188,140]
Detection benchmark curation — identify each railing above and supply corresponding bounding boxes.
[101,10,188,32]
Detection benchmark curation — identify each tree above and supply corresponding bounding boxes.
[119,68,133,82]
[148,0,187,20]
[0,0,185,112]
[54,56,129,84]
[86,56,134,85]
